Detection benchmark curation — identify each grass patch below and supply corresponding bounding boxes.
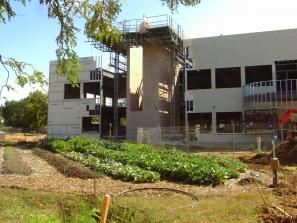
[0,187,267,223]
[116,191,265,223]
[1,146,31,175]
[283,166,297,171]
[0,188,97,223]
[0,188,138,223]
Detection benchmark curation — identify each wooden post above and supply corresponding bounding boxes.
[271,157,279,187]
[99,195,111,223]
[232,121,235,159]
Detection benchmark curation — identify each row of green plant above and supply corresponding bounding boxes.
[63,151,160,183]
[46,137,247,185]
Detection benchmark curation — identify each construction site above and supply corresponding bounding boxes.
[47,15,297,150]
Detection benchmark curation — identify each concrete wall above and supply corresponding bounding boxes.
[47,57,99,139]
[185,28,297,133]
[126,44,180,139]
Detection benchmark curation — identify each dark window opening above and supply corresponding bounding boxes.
[276,61,297,80]
[64,84,80,99]
[216,67,241,88]
[245,112,272,131]
[216,112,242,133]
[82,117,99,133]
[186,100,193,111]
[275,60,297,92]
[83,82,100,99]
[188,113,212,132]
[90,69,101,80]
[245,65,272,84]
[187,69,211,89]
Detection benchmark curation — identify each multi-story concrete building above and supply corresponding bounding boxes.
[185,28,297,138]
[47,15,297,142]
[47,57,126,139]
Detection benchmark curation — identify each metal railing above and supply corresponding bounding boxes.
[243,79,297,110]
[115,14,185,39]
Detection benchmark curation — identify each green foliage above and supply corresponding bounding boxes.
[0,188,98,223]
[160,0,201,11]
[0,0,201,87]
[64,151,160,183]
[2,90,48,128]
[47,136,247,185]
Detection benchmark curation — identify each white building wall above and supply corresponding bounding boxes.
[186,28,297,133]
[47,57,99,139]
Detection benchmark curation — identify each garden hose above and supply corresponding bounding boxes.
[112,187,198,210]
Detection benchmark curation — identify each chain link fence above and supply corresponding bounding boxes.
[137,126,287,152]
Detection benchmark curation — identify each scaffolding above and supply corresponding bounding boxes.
[90,14,193,138]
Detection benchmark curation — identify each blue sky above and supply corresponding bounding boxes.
[1,0,297,102]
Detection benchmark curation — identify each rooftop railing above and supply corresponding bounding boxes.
[115,14,185,40]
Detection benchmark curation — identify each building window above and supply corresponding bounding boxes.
[188,113,212,132]
[275,60,297,80]
[186,100,193,111]
[215,67,241,88]
[90,69,101,80]
[216,112,242,133]
[187,69,211,89]
[64,84,80,99]
[245,65,272,84]
[83,82,100,98]
[82,117,99,133]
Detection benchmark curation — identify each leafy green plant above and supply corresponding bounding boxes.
[47,137,247,185]
[63,151,160,183]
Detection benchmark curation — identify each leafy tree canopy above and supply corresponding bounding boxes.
[0,0,200,91]
[2,90,48,129]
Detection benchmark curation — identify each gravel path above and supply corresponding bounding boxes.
[0,147,268,197]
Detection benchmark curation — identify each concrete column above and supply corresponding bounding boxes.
[272,63,276,81]
[80,83,83,99]
[241,66,245,86]
[211,68,216,89]
[212,111,216,134]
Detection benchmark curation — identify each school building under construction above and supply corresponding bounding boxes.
[47,15,297,145]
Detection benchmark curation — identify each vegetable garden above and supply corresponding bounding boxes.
[46,136,247,185]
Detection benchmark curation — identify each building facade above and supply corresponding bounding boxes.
[47,57,126,139]
[185,28,297,136]
[47,22,297,141]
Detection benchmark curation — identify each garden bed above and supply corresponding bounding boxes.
[1,147,31,175]
[33,148,95,179]
[45,136,247,185]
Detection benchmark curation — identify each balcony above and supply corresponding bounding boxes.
[243,79,297,110]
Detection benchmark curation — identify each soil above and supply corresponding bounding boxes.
[0,146,256,198]
[243,140,297,165]
[33,148,95,179]
[3,133,46,142]
[261,206,297,223]
[1,148,32,175]
[1,146,296,222]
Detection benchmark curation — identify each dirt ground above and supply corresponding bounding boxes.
[0,145,296,222]
[3,133,46,142]
[0,147,255,197]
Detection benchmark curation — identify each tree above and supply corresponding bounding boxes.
[0,0,200,94]
[2,90,48,129]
